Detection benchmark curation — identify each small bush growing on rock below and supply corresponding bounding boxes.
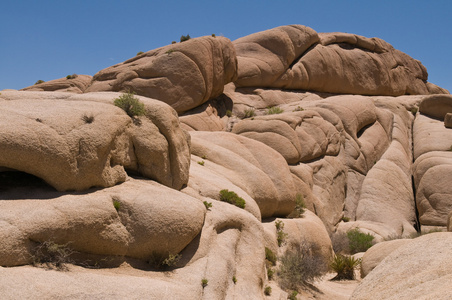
[82,114,94,124]
[171,41,176,44]
[226,110,232,117]
[166,49,177,55]
[264,286,272,296]
[180,34,191,42]
[265,247,277,266]
[114,92,146,118]
[244,108,255,118]
[219,189,246,209]
[203,201,212,210]
[232,276,237,284]
[198,160,205,166]
[292,106,304,112]
[341,216,350,222]
[266,106,284,115]
[211,33,216,37]
[149,251,181,269]
[112,197,121,212]
[410,107,418,116]
[66,74,77,79]
[35,80,45,85]
[201,278,208,288]
[267,267,275,280]
[275,220,288,247]
[136,51,144,56]
[32,241,74,271]
[287,194,306,218]
[278,242,328,291]
[330,254,361,280]
[288,291,298,300]
[347,228,374,254]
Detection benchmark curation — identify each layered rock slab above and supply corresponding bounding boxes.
[0,91,190,191]
[86,36,237,114]
[22,75,93,94]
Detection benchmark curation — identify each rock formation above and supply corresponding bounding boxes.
[3,24,451,299]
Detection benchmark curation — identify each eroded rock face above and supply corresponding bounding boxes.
[351,233,452,300]
[22,75,93,93]
[234,25,448,96]
[0,91,190,191]
[86,36,237,114]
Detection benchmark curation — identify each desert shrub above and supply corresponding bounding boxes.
[136,51,144,56]
[347,228,374,254]
[35,80,45,85]
[203,201,212,210]
[149,251,181,269]
[264,286,272,296]
[32,241,74,271]
[288,291,298,300]
[198,160,205,166]
[113,92,145,118]
[331,231,350,254]
[266,106,284,115]
[66,74,77,79]
[410,107,418,116]
[275,220,288,247]
[330,254,361,280]
[82,114,94,124]
[278,242,328,291]
[226,110,232,117]
[180,34,191,42]
[267,267,274,280]
[292,106,304,112]
[287,194,306,218]
[219,189,246,209]
[265,247,277,266]
[341,216,350,222]
[112,197,121,212]
[201,278,208,288]
[232,276,237,284]
[211,33,216,37]
[166,49,177,55]
[171,41,176,44]
[243,108,255,118]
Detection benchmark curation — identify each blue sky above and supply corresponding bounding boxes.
[1,0,451,92]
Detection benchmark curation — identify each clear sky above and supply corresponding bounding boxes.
[1,0,451,92]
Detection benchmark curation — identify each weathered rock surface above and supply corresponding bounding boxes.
[418,94,452,120]
[22,75,93,93]
[86,36,237,114]
[0,91,190,191]
[234,25,448,96]
[351,233,452,300]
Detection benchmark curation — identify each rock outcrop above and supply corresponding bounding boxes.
[22,74,93,93]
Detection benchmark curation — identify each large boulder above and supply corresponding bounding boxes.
[22,75,93,93]
[351,232,452,300]
[86,36,237,114]
[234,25,447,96]
[418,94,452,120]
[0,91,190,191]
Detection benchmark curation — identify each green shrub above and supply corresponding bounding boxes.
[244,108,255,118]
[112,197,121,212]
[330,254,361,280]
[265,247,277,266]
[180,34,191,42]
[149,251,181,269]
[35,80,45,85]
[66,74,77,79]
[201,278,208,288]
[264,286,272,296]
[226,110,232,117]
[341,216,350,222]
[211,33,216,37]
[82,114,94,124]
[203,201,212,210]
[136,51,144,56]
[32,240,74,271]
[288,290,298,300]
[278,242,328,291]
[266,106,284,115]
[267,267,274,280]
[292,106,304,112]
[166,49,177,55]
[219,189,246,209]
[347,228,374,253]
[410,107,418,116]
[287,194,306,218]
[171,41,176,44]
[232,276,237,284]
[113,92,146,118]
[198,160,205,166]
[275,220,288,247]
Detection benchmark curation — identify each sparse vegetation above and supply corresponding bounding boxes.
[341,216,350,222]
[113,92,146,118]
[112,197,121,212]
[293,106,304,112]
[267,267,275,280]
[264,286,272,296]
[136,51,144,56]
[148,251,181,269]
[180,34,191,42]
[448,145,452,152]
[211,33,216,37]
[166,49,177,55]
[347,228,374,254]
[275,220,288,247]
[171,41,176,44]
[232,276,237,284]
[244,108,255,118]
[66,74,77,79]
[266,106,284,115]
[36,118,43,123]
[203,201,212,210]
[410,107,418,116]
[32,240,74,271]
[219,189,246,209]
[198,160,205,166]
[226,110,232,117]
[287,194,306,218]
[265,247,277,266]
[201,155,207,159]
[288,290,298,300]
[278,242,328,291]
[201,278,208,288]
[330,254,361,280]
[82,114,94,124]
[35,80,45,85]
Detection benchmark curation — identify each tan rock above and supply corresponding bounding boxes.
[22,75,93,93]
[448,211,452,231]
[86,36,237,114]
[234,26,444,96]
[419,94,452,120]
[445,112,452,128]
[0,91,190,191]
[351,232,452,300]
[360,239,413,278]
